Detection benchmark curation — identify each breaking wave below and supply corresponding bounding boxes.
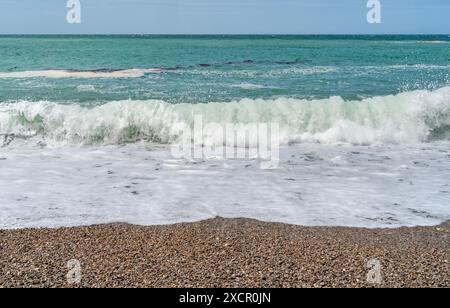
[0,68,161,79]
[1,87,449,147]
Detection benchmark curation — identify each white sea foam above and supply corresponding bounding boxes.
[0,143,449,229]
[182,66,338,78]
[1,87,449,147]
[278,66,338,75]
[421,41,449,44]
[385,64,450,70]
[229,83,278,90]
[76,85,96,92]
[0,68,161,79]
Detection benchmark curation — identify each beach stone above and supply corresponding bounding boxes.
[0,218,448,288]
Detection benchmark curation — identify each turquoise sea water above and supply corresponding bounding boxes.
[1,35,449,229]
[0,35,449,104]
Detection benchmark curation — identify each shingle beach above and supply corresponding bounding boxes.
[1,218,448,288]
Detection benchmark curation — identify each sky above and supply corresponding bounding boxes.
[0,0,449,35]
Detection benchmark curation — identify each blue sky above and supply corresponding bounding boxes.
[0,0,449,34]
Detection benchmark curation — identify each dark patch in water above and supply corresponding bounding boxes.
[429,124,450,141]
[65,68,121,73]
[163,58,312,71]
[274,59,310,65]
[408,208,439,219]
[1,134,15,147]
[132,177,157,181]
[303,152,323,162]
[293,192,303,200]
[363,216,399,224]
[386,217,400,223]
[413,161,430,167]
[163,65,186,71]
[224,60,254,65]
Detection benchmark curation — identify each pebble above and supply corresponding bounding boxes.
[0,218,448,288]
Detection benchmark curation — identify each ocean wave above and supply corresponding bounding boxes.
[1,87,449,147]
[0,68,161,79]
[181,66,338,78]
[2,63,445,81]
[384,64,450,70]
[420,40,449,44]
[76,85,96,92]
[229,83,279,90]
[0,59,312,79]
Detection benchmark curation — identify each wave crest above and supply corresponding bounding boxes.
[1,87,449,147]
[0,68,161,79]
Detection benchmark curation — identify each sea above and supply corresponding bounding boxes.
[0,35,449,229]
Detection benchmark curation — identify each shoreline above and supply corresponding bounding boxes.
[1,218,449,288]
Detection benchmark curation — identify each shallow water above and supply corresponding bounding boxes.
[1,143,449,229]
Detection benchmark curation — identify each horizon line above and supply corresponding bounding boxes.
[0,33,449,36]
